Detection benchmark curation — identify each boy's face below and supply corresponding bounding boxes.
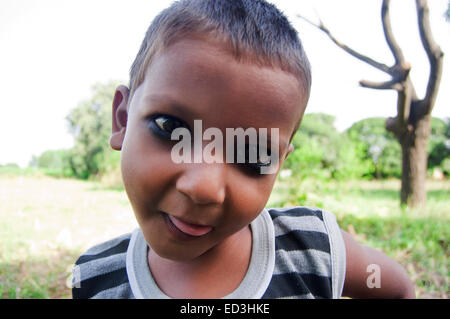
[111,37,306,261]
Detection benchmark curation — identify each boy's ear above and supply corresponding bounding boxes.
[285,144,294,159]
[110,85,130,151]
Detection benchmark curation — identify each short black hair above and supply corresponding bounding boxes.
[129,0,311,104]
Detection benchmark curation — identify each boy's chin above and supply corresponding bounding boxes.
[149,242,212,263]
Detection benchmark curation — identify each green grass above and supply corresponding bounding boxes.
[0,175,137,299]
[268,177,449,298]
[0,174,448,298]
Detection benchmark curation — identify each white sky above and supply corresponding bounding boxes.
[1,0,449,167]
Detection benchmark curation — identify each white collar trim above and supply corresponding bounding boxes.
[126,209,275,299]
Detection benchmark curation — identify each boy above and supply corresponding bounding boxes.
[72,0,415,299]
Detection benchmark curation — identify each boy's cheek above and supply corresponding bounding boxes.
[229,172,276,210]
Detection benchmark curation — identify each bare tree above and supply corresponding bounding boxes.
[298,0,444,207]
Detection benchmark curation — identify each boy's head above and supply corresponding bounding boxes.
[128,0,311,121]
[110,0,311,261]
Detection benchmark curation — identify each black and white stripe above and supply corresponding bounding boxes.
[72,234,133,299]
[262,207,335,299]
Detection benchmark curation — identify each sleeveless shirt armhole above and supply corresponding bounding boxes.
[321,210,346,298]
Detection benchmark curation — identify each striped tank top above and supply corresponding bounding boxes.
[72,206,346,299]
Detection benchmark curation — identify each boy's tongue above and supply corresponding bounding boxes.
[168,215,213,236]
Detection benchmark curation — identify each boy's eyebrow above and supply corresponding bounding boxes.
[143,94,198,119]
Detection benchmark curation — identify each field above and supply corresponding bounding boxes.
[0,174,448,298]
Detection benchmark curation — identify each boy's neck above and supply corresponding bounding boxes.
[147,225,252,298]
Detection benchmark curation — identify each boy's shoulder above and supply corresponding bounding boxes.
[267,205,328,220]
[266,206,343,257]
[72,232,134,299]
[266,205,336,234]
[266,205,342,254]
[264,206,346,299]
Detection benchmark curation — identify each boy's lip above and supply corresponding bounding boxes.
[161,211,214,239]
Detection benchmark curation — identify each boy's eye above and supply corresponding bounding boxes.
[148,114,188,138]
[238,144,273,174]
[255,153,271,166]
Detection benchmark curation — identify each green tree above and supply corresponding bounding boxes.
[428,117,450,171]
[66,81,121,179]
[347,117,449,178]
[33,149,73,177]
[285,113,372,180]
[347,118,401,178]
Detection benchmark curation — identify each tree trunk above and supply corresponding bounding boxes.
[399,114,430,207]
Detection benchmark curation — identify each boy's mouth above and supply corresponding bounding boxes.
[162,212,213,238]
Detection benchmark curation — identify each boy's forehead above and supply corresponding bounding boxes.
[134,37,306,147]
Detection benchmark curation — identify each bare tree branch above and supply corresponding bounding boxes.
[296,14,393,75]
[381,0,406,66]
[359,79,403,91]
[398,82,413,125]
[360,63,412,91]
[415,0,444,114]
[386,116,399,135]
[297,4,418,134]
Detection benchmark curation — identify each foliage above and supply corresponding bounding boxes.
[428,117,450,172]
[0,163,27,176]
[283,115,449,181]
[65,81,121,179]
[441,158,450,176]
[347,117,450,178]
[284,113,374,180]
[29,149,73,178]
[0,163,20,171]
[347,117,401,178]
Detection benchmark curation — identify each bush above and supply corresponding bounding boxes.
[30,149,74,178]
[65,81,121,179]
[284,113,373,180]
[441,158,450,176]
[347,117,401,178]
[428,117,450,172]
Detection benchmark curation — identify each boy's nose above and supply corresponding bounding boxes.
[175,162,226,205]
